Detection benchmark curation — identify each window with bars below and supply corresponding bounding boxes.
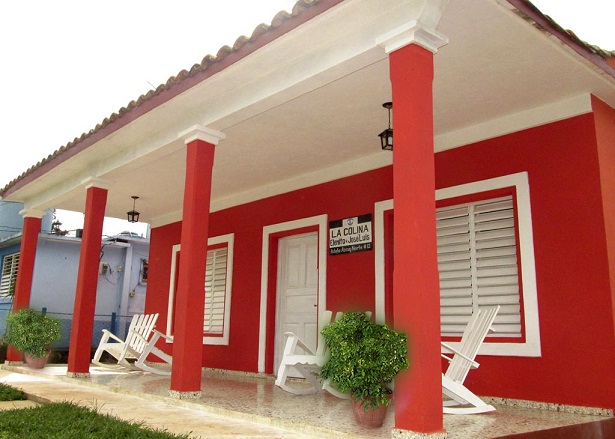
[0,253,19,299]
[437,195,521,338]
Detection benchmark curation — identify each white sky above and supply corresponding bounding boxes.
[0,0,613,236]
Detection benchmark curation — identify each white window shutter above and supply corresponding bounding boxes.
[0,253,19,299]
[438,196,521,337]
[204,248,228,335]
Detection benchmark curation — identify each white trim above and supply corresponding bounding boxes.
[258,214,328,374]
[376,20,448,54]
[81,177,112,190]
[18,208,47,219]
[178,124,226,145]
[374,199,393,325]
[166,233,234,345]
[374,172,541,357]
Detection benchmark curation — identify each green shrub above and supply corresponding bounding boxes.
[320,311,409,410]
[4,309,61,358]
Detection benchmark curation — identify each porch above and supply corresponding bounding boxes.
[0,363,612,438]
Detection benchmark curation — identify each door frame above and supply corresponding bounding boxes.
[258,214,328,374]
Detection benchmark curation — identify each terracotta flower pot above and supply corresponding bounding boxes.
[24,353,49,369]
[350,397,390,428]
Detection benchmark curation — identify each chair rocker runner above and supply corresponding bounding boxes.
[441,305,500,414]
[92,313,172,375]
[276,310,371,398]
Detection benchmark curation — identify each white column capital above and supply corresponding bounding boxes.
[179,125,226,145]
[81,177,112,191]
[376,20,448,54]
[19,208,47,219]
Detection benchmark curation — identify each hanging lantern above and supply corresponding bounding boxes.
[127,196,140,223]
[378,102,393,151]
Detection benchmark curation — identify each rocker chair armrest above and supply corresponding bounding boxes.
[151,329,173,343]
[283,332,317,356]
[441,342,480,368]
[100,329,124,343]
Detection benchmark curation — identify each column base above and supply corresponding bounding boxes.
[4,361,24,366]
[392,429,447,439]
[169,390,202,399]
[66,372,90,378]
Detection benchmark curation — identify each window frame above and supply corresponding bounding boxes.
[166,233,234,346]
[0,252,20,299]
[374,172,541,357]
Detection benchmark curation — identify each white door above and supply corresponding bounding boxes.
[275,232,319,374]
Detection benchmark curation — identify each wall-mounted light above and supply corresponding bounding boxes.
[378,102,393,151]
[127,196,140,223]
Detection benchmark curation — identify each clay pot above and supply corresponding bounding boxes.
[350,397,390,428]
[24,353,49,369]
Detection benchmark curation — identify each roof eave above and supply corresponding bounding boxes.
[0,0,341,199]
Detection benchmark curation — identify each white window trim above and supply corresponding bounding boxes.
[375,172,541,357]
[166,233,234,346]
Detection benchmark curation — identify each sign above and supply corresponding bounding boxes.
[329,214,373,255]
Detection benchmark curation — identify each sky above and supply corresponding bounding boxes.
[0,0,613,236]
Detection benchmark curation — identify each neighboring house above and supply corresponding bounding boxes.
[0,201,149,346]
[1,0,614,436]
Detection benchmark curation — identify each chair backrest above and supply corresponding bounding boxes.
[445,306,500,384]
[125,313,159,354]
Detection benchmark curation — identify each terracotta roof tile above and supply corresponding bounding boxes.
[1,0,325,195]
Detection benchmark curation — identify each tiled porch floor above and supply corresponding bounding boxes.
[0,363,612,438]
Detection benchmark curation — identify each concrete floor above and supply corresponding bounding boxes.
[0,363,611,438]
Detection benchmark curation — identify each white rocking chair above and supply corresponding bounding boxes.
[441,305,500,414]
[92,313,171,375]
[275,310,350,398]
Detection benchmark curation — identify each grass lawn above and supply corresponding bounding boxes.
[0,401,190,438]
[0,383,26,401]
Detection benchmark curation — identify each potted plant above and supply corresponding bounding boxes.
[320,311,409,428]
[4,308,61,368]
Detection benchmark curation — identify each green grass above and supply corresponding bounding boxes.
[0,383,26,401]
[0,401,190,438]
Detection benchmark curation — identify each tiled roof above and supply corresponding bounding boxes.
[2,0,613,196]
[512,0,615,62]
[0,0,326,195]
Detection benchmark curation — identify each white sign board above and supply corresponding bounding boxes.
[329,214,373,255]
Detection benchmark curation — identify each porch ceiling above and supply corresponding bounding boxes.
[3,0,614,226]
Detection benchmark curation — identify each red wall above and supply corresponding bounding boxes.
[146,166,393,373]
[146,112,615,410]
[592,96,615,347]
[434,113,615,410]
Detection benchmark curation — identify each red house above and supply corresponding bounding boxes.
[2,0,614,435]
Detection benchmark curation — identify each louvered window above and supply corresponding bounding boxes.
[204,247,228,335]
[0,253,19,299]
[438,196,521,338]
[166,233,234,346]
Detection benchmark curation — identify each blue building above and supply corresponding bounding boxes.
[0,200,149,348]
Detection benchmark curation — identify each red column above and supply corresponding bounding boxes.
[67,183,108,376]
[6,213,43,362]
[171,126,223,397]
[390,44,444,433]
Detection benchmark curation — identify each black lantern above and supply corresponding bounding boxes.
[127,196,140,223]
[378,102,393,151]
